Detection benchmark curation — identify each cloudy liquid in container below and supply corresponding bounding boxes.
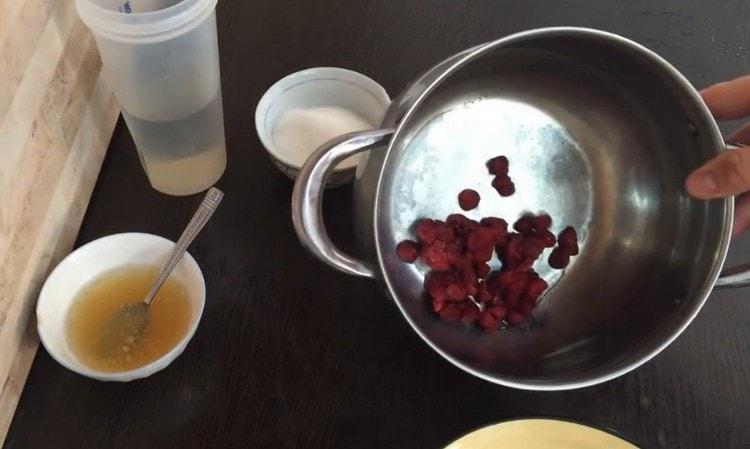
[123,92,227,196]
[66,265,194,372]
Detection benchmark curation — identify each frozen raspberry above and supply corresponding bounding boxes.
[486,156,509,176]
[492,175,515,197]
[438,303,463,322]
[513,215,535,234]
[548,247,570,269]
[558,226,579,255]
[415,219,438,244]
[461,305,482,324]
[467,227,496,262]
[458,189,481,210]
[420,240,452,271]
[479,311,501,331]
[474,261,491,279]
[507,312,526,326]
[537,230,557,248]
[396,240,419,263]
[533,214,552,230]
[525,277,548,300]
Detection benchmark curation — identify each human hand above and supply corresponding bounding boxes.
[685,75,750,234]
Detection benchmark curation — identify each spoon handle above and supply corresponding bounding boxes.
[144,187,224,306]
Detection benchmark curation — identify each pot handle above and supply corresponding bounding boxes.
[292,128,395,279]
[714,142,750,288]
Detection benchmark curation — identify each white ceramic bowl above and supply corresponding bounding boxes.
[255,67,390,186]
[36,233,206,382]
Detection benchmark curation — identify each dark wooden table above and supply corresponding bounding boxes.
[6,1,750,448]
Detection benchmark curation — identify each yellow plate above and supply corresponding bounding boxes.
[445,419,638,449]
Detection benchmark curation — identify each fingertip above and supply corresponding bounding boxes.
[685,170,720,199]
[701,83,731,120]
[700,83,719,100]
[731,216,750,237]
[732,222,746,237]
[699,75,750,121]
[732,193,750,237]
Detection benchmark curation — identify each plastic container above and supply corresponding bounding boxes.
[76,0,227,196]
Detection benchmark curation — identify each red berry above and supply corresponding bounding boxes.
[479,311,501,331]
[425,271,453,301]
[458,189,481,210]
[415,219,438,244]
[459,266,478,296]
[435,221,456,241]
[438,303,463,322]
[507,312,526,326]
[487,306,507,320]
[525,277,548,299]
[492,176,516,196]
[443,239,465,265]
[533,214,552,230]
[505,291,521,308]
[492,176,515,197]
[537,230,557,248]
[517,301,535,315]
[520,237,544,259]
[461,305,482,324]
[445,284,466,302]
[486,156,509,176]
[447,214,479,234]
[455,251,474,269]
[548,247,570,269]
[477,281,494,303]
[480,217,507,229]
[558,226,579,255]
[517,257,536,272]
[500,233,524,268]
[474,261,491,279]
[446,213,466,226]
[496,270,513,290]
[467,227,496,262]
[480,217,508,245]
[513,215,535,234]
[506,274,529,297]
[420,240,452,271]
[395,240,419,263]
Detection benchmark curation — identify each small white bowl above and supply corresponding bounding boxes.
[255,67,390,186]
[36,233,205,382]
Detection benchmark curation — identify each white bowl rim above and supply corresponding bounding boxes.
[254,66,391,171]
[36,232,206,382]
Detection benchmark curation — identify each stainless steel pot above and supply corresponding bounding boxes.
[292,27,749,390]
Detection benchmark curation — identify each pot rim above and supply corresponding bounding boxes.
[372,26,732,391]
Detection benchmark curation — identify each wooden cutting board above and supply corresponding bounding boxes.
[0,0,120,443]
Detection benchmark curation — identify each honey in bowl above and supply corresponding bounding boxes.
[66,265,194,372]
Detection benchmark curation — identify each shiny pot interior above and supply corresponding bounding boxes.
[373,30,730,389]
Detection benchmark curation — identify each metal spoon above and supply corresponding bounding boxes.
[99,187,224,356]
